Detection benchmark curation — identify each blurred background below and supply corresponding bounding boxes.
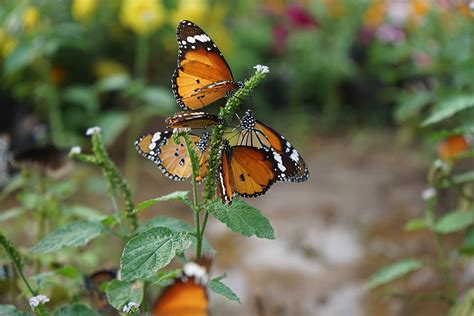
[1,0,474,315]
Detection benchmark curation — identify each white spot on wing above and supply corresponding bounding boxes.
[186,36,196,43]
[152,132,161,142]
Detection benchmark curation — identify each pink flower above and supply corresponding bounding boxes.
[287,5,318,29]
[376,24,405,44]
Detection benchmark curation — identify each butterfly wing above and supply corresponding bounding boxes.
[135,131,206,181]
[218,142,280,204]
[172,20,238,110]
[166,112,223,129]
[152,277,208,316]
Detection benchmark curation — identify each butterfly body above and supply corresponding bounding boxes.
[172,20,241,110]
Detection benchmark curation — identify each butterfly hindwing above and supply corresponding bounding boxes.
[135,131,208,181]
[238,110,309,182]
[172,20,239,110]
[153,262,209,316]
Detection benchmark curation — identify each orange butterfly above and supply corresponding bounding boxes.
[135,131,209,182]
[153,262,209,316]
[172,20,242,110]
[236,109,309,182]
[437,134,471,161]
[166,111,223,129]
[217,140,294,204]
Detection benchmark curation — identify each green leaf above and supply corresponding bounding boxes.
[120,228,192,281]
[95,74,130,92]
[0,207,26,223]
[366,259,423,289]
[140,86,175,114]
[404,218,429,232]
[31,265,80,289]
[0,305,32,316]
[207,199,275,239]
[395,90,433,123]
[66,205,107,221]
[460,228,474,256]
[105,279,143,311]
[63,86,98,112]
[31,220,104,253]
[134,191,192,214]
[4,42,35,75]
[143,216,215,253]
[97,111,130,146]
[53,304,100,316]
[433,211,473,234]
[422,95,474,126]
[208,274,241,303]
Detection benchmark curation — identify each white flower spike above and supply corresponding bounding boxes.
[422,187,437,201]
[29,294,50,309]
[86,126,102,136]
[254,64,270,74]
[69,146,82,155]
[123,301,140,313]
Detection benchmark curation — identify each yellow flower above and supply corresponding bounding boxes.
[23,6,40,30]
[0,29,18,57]
[170,0,208,26]
[72,0,98,22]
[363,0,387,28]
[120,0,165,35]
[93,59,128,79]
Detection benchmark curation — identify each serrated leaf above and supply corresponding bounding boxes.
[433,211,473,234]
[120,227,192,281]
[0,305,32,316]
[207,199,275,239]
[53,304,100,316]
[367,259,423,289]
[144,216,215,253]
[422,95,474,126]
[105,279,143,311]
[460,228,474,256]
[31,220,104,253]
[134,192,192,214]
[404,218,429,232]
[209,274,241,303]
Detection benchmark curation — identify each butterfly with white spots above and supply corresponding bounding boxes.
[172,20,242,110]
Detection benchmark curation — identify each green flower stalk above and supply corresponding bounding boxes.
[70,127,138,233]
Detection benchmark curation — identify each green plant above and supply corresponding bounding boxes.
[0,66,276,314]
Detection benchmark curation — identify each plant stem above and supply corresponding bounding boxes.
[426,199,457,305]
[135,35,149,81]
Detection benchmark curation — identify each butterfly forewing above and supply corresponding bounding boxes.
[172,20,238,110]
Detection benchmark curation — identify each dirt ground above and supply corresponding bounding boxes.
[131,131,474,316]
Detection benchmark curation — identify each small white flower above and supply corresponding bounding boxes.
[422,187,437,201]
[433,159,449,171]
[122,301,140,313]
[183,262,208,284]
[253,64,270,74]
[29,294,49,309]
[69,146,82,155]
[86,126,102,136]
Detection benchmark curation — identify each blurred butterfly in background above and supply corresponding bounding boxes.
[235,109,309,182]
[437,134,472,161]
[172,20,242,110]
[217,140,295,205]
[84,269,118,315]
[135,131,210,182]
[153,261,209,316]
[10,144,73,179]
[166,112,223,129]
